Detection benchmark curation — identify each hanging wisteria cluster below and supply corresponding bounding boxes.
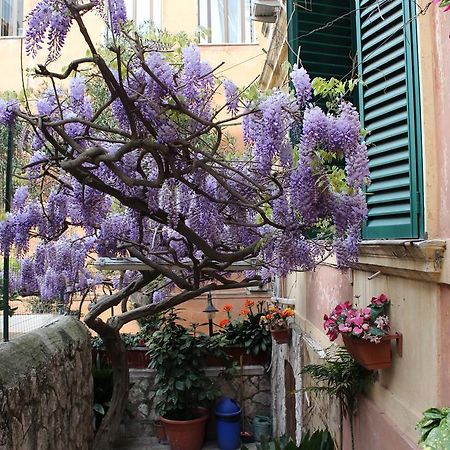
[0,0,369,327]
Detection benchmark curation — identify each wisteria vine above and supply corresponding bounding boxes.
[0,0,370,329]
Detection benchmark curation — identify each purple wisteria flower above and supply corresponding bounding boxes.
[290,65,312,106]
[223,79,239,116]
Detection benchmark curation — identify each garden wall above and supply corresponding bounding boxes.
[271,323,341,447]
[0,316,93,450]
[120,365,271,440]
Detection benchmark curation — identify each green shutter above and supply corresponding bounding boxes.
[287,0,354,79]
[356,0,424,239]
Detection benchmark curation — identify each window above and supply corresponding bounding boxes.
[199,0,254,44]
[287,0,424,239]
[355,0,423,239]
[0,0,23,37]
[124,0,161,29]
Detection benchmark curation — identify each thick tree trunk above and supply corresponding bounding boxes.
[92,325,129,450]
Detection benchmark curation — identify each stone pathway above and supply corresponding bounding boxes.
[114,437,257,450]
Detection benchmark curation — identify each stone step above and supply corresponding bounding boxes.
[114,437,257,450]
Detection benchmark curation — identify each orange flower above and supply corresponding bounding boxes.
[266,313,273,320]
[219,319,230,328]
[244,299,255,308]
[223,304,232,312]
[282,308,295,317]
[240,308,250,316]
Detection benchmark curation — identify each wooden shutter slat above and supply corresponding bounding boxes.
[357,0,423,239]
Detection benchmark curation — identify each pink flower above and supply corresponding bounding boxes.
[353,315,364,326]
[353,327,363,335]
[371,293,389,306]
[433,0,450,10]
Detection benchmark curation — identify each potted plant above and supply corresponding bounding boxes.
[302,349,374,450]
[416,407,450,449]
[260,303,295,344]
[217,300,272,365]
[323,293,401,370]
[91,332,150,369]
[146,310,226,450]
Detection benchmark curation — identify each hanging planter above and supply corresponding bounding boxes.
[270,327,291,344]
[342,333,403,370]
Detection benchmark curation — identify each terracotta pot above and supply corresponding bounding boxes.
[161,408,209,450]
[126,347,150,369]
[206,346,270,366]
[270,328,291,344]
[92,347,150,369]
[153,419,168,444]
[343,335,393,370]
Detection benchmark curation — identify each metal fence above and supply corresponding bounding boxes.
[0,122,58,341]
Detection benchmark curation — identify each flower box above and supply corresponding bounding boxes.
[270,328,291,344]
[92,347,150,369]
[206,346,270,366]
[342,333,402,370]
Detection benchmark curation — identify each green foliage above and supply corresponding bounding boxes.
[146,310,228,420]
[302,348,373,420]
[92,367,113,429]
[91,322,158,350]
[311,77,357,112]
[301,348,374,450]
[224,303,272,356]
[417,408,450,449]
[241,431,334,450]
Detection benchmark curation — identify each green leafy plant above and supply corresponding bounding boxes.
[92,367,113,429]
[301,348,374,450]
[241,431,335,450]
[417,408,450,449]
[220,300,272,356]
[147,310,228,420]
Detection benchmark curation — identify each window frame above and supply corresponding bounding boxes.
[124,0,162,29]
[0,0,24,38]
[198,0,255,45]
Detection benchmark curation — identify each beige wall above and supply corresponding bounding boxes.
[0,0,265,95]
[417,6,450,238]
[0,0,104,93]
[281,6,450,449]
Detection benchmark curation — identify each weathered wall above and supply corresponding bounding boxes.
[120,365,271,440]
[271,325,341,447]
[271,326,303,444]
[0,317,93,450]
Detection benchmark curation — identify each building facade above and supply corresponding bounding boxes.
[264,1,450,448]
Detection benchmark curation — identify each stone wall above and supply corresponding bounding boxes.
[271,324,342,447]
[271,324,303,444]
[120,365,271,439]
[0,317,93,450]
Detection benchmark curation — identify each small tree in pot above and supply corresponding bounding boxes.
[147,310,227,450]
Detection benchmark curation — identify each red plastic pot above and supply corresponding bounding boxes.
[160,408,209,450]
[342,334,402,370]
[206,346,270,366]
[270,328,291,344]
[92,347,150,369]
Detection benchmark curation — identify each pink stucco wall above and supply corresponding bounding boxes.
[342,398,418,450]
[421,11,450,237]
[304,266,352,333]
[438,285,450,405]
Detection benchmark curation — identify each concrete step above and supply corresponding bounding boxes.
[114,437,257,450]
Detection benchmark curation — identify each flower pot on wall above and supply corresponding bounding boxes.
[92,347,150,369]
[161,408,209,450]
[206,346,270,366]
[126,347,150,369]
[270,328,291,344]
[342,333,402,370]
